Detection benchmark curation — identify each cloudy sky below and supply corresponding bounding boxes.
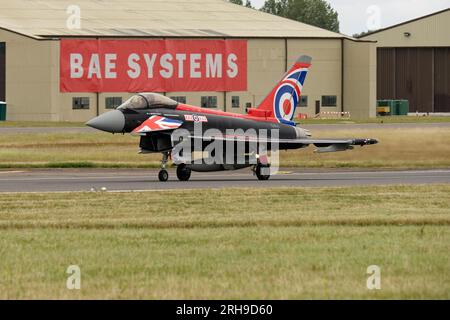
[250,0,450,35]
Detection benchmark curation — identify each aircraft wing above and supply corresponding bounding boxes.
[132,115,183,135]
[186,135,378,153]
[286,138,378,152]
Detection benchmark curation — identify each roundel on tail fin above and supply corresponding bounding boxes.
[253,55,311,124]
[273,71,308,124]
[272,55,311,124]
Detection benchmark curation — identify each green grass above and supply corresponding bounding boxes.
[0,185,449,299]
[1,126,450,169]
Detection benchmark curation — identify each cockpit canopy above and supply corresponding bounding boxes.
[117,93,178,110]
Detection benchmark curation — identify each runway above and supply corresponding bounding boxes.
[1,168,449,192]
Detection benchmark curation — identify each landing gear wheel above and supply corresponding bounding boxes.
[255,164,270,181]
[176,164,191,181]
[158,152,170,182]
[158,169,169,182]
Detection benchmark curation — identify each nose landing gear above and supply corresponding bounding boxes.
[158,152,170,182]
[157,152,192,182]
[158,169,169,182]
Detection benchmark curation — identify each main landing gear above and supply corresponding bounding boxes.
[176,163,192,181]
[254,163,271,181]
[157,152,192,182]
[253,152,271,181]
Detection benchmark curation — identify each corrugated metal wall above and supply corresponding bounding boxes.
[377,47,396,98]
[378,47,450,112]
[0,42,5,102]
[434,47,450,112]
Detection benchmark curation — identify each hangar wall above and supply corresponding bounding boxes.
[56,38,344,121]
[343,39,377,119]
[0,28,57,121]
[362,9,450,47]
[362,9,450,113]
[287,39,342,116]
[1,30,375,121]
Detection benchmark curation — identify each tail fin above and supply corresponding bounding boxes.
[249,55,311,125]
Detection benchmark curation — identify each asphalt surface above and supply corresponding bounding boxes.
[1,168,449,192]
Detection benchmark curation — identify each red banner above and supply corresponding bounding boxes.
[60,39,247,93]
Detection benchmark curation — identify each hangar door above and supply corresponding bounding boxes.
[0,42,5,102]
[377,47,450,113]
[434,48,450,112]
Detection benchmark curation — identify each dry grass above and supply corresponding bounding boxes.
[1,126,450,169]
[0,185,449,299]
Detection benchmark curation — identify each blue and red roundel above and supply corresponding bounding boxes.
[273,69,308,124]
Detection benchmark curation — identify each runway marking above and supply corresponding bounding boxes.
[275,171,293,174]
[0,189,199,195]
[0,171,25,174]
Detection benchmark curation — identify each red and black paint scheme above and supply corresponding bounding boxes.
[86,55,378,181]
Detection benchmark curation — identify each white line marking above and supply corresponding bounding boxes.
[0,171,25,174]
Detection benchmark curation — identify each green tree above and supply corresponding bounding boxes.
[260,0,288,15]
[229,0,254,8]
[245,0,253,8]
[261,0,340,33]
[353,30,377,38]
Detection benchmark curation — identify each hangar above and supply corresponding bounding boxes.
[361,8,450,113]
[0,0,376,121]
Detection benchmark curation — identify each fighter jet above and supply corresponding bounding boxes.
[86,56,378,181]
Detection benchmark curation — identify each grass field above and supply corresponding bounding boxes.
[1,126,450,169]
[0,185,449,299]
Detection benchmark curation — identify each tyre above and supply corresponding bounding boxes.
[158,169,169,182]
[176,164,192,181]
[255,164,270,181]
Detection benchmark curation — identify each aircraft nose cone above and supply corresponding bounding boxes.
[86,110,125,133]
